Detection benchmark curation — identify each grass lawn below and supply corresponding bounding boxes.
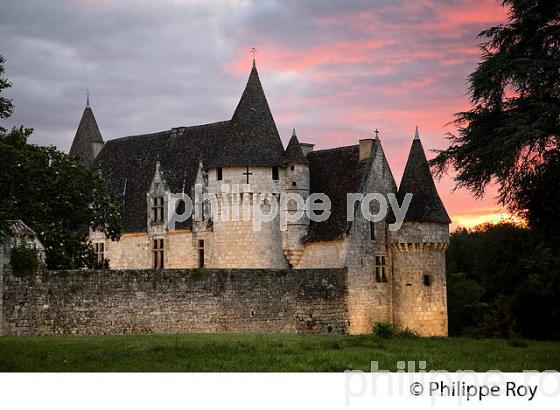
[0,333,559,372]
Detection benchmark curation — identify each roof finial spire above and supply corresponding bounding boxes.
[292,127,297,137]
[374,128,380,140]
[86,88,90,107]
[414,125,420,140]
[251,47,257,67]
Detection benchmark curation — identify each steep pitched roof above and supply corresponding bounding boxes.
[305,145,369,242]
[69,106,104,166]
[216,63,285,167]
[284,129,308,164]
[92,63,292,232]
[94,122,229,232]
[4,220,38,238]
[397,129,451,224]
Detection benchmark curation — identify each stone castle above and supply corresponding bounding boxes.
[66,61,451,336]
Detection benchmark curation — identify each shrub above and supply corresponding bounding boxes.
[10,242,40,275]
[373,322,395,339]
[399,328,420,338]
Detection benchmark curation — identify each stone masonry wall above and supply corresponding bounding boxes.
[345,142,397,335]
[390,222,449,336]
[1,268,349,336]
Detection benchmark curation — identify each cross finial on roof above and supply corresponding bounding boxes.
[251,47,257,67]
[86,88,90,107]
[374,129,379,140]
[414,125,420,140]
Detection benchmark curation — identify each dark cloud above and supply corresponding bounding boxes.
[0,0,508,225]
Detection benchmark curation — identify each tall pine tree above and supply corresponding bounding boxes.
[432,0,560,243]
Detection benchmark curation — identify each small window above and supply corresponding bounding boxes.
[370,221,376,240]
[153,238,164,269]
[375,255,387,282]
[198,239,205,268]
[272,166,279,181]
[217,167,223,181]
[423,274,431,287]
[94,242,104,264]
[290,165,295,171]
[292,181,297,187]
[152,197,164,222]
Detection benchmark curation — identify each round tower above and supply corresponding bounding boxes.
[201,61,289,269]
[390,127,451,336]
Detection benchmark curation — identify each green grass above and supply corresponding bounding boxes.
[0,333,559,372]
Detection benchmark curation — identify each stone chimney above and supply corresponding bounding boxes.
[300,143,314,157]
[359,138,374,161]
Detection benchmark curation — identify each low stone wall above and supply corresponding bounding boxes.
[0,268,349,336]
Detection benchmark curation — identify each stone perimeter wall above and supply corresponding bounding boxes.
[0,268,349,336]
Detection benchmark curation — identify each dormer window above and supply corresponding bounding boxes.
[217,167,223,181]
[152,197,164,222]
[272,166,279,181]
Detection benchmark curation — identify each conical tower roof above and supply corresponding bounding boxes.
[284,128,308,164]
[69,105,104,166]
[398,128,451,224]
[217,62,285,167]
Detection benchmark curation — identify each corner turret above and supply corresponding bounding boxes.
[390,128,450,336]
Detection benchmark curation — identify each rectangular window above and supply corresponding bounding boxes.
[370,221,376,240]
[272,166,279,181]
[290,165,295,171]
[198,239,205,268]
[152,238,164,269]
[217,167,223,181]
[375,255,387,283]
[423,274,431,287]
[94,242,104,264]
[152,197,164,222]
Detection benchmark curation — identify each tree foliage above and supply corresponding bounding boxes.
[431,0,560,239]
[447,223,560,340]
[0,54,121,269]
[0,54,13,132]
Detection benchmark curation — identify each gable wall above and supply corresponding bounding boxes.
[345,143,398,334]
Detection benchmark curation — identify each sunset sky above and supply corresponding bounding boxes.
[0,0,515,230]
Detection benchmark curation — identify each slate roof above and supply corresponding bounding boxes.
[69,106,104,166]
[304,144,369,242]
[94,122,230,232]
[92,64,291,232]
[4,220,38,238]
[284,130,308,164]
[397,134,451,224]
[216,63,285,167]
